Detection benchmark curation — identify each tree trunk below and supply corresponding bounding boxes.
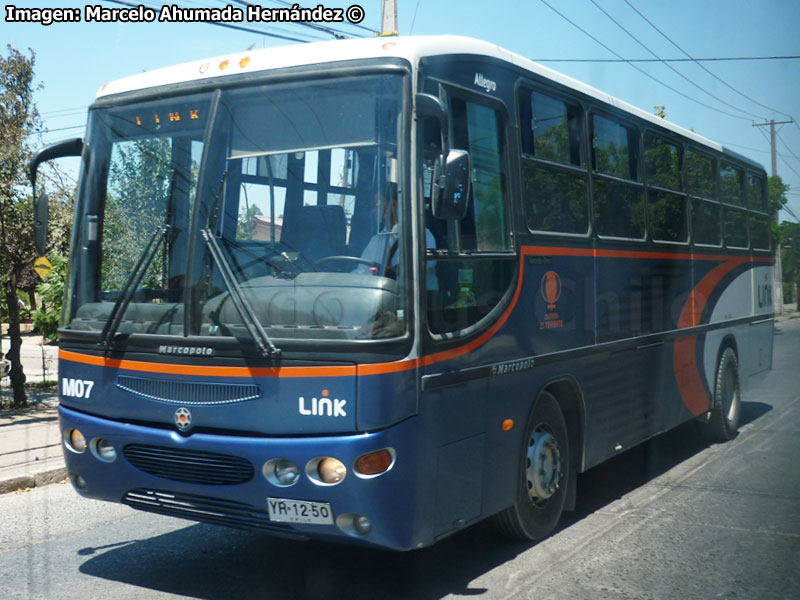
[26,285,37,311]
[3,279,27,408]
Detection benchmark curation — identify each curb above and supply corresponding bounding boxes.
[0,467,69,495]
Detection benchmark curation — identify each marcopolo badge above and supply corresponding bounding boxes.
[174,407,192,431]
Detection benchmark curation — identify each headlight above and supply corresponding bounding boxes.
[263,458,299,487]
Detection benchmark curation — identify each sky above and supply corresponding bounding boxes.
[2,0,799,221]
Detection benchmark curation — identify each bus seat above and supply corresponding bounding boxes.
[281,204,347,263]
[348,208,376,256]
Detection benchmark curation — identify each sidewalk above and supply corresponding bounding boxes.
[0,389,66,494]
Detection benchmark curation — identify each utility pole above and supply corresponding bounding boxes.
[753,118,794,315]
[380,0,398,36]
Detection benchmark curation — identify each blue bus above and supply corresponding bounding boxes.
[30,36,773,550]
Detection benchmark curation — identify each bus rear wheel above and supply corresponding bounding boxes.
[706,347,741,442]
[493,391,569,541]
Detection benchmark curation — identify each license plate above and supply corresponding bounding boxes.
[267,498,334,525]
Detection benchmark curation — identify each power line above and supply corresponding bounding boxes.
[31,124,87,135]
[102,0,311,43]
[538,0,751,122]
[533,55,800,63]
[777,131,800,163]
[253,0,378,37]
[409,0,422,35]
[230,0,348,39]
[719,140,799,163]
[588,0,763,120]
[622,0,795,122]
[781,157,800,180]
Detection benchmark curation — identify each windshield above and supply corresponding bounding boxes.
[64,74,408,344]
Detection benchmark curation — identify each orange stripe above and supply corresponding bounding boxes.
[59,349,357,378]
[524,245,774,263]
[672,257,749,415]
[60,247,768,379]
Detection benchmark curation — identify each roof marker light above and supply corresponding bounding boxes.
[239,56,250,68]
[219,59,229,71]
[199,63,209,74]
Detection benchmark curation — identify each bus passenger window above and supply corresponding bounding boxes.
[591,114,644,240]
[520,89,588,235]
[746,172,767,212]
[720,162,744,207]
[724,207,749,249]
[645,133,687,243]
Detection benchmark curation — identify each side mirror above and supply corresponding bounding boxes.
[28,138,83,255]
[432,149,471,220]
[34,193,50,256]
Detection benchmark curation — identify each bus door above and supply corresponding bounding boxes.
[418,88,517,536]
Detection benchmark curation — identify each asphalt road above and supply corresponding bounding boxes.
[2,320,799,600]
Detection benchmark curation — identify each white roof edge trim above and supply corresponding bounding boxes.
[95,35,763,171]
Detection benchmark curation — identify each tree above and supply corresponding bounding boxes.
[0,46,41,407]
[779,221,799,304]
[32,253,67,342]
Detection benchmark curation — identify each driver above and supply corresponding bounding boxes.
[358,195,437,290]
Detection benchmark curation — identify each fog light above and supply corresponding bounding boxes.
[263,458,299,487]
[336,513,372,537]
[353,515,372,535]
[65,429,86,453]
[355,448,394,477]
[275,459,299,486]
[70,473,87,492]
[91,438,116,462]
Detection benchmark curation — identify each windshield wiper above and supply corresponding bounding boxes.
[100,223,169,348]
[201,228,281,359]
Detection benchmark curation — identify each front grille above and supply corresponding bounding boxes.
[116,375,261,405]
[123,489,302,536]
[123,444,254,485]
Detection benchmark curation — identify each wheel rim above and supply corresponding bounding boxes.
[722,366,739,422]
[526,428,562,504]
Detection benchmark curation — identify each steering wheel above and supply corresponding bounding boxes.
[313,256,380,273]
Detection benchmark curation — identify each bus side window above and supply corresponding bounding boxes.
[591,113,644,240]
[720,161,748,249]
[520,88,588,235]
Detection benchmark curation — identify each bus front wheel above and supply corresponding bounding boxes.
[493,391,569,541]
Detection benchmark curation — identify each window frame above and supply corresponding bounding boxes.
[516,83,591,239]
[420,81,520,342]
[589,109,646,242]
[686,146,722,249]
[642,128,688,246]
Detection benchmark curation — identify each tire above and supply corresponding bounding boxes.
[706,347,741,442]
[493,391,569,541]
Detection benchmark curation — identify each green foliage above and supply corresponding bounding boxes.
[32,254,67,342]
[769,176,789,244]
[0,45,42,407]
[102,138,173,292]
[236,202,263,240]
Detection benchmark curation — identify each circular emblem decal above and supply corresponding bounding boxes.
[540,270,562,310]
[174,407,192,431]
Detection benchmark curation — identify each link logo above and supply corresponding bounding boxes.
[299,389,347,417]
[62,378,95,399]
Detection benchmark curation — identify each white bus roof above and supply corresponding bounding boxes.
[96,35,760,169]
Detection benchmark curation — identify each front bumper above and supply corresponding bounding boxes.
[59,405,424,550]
